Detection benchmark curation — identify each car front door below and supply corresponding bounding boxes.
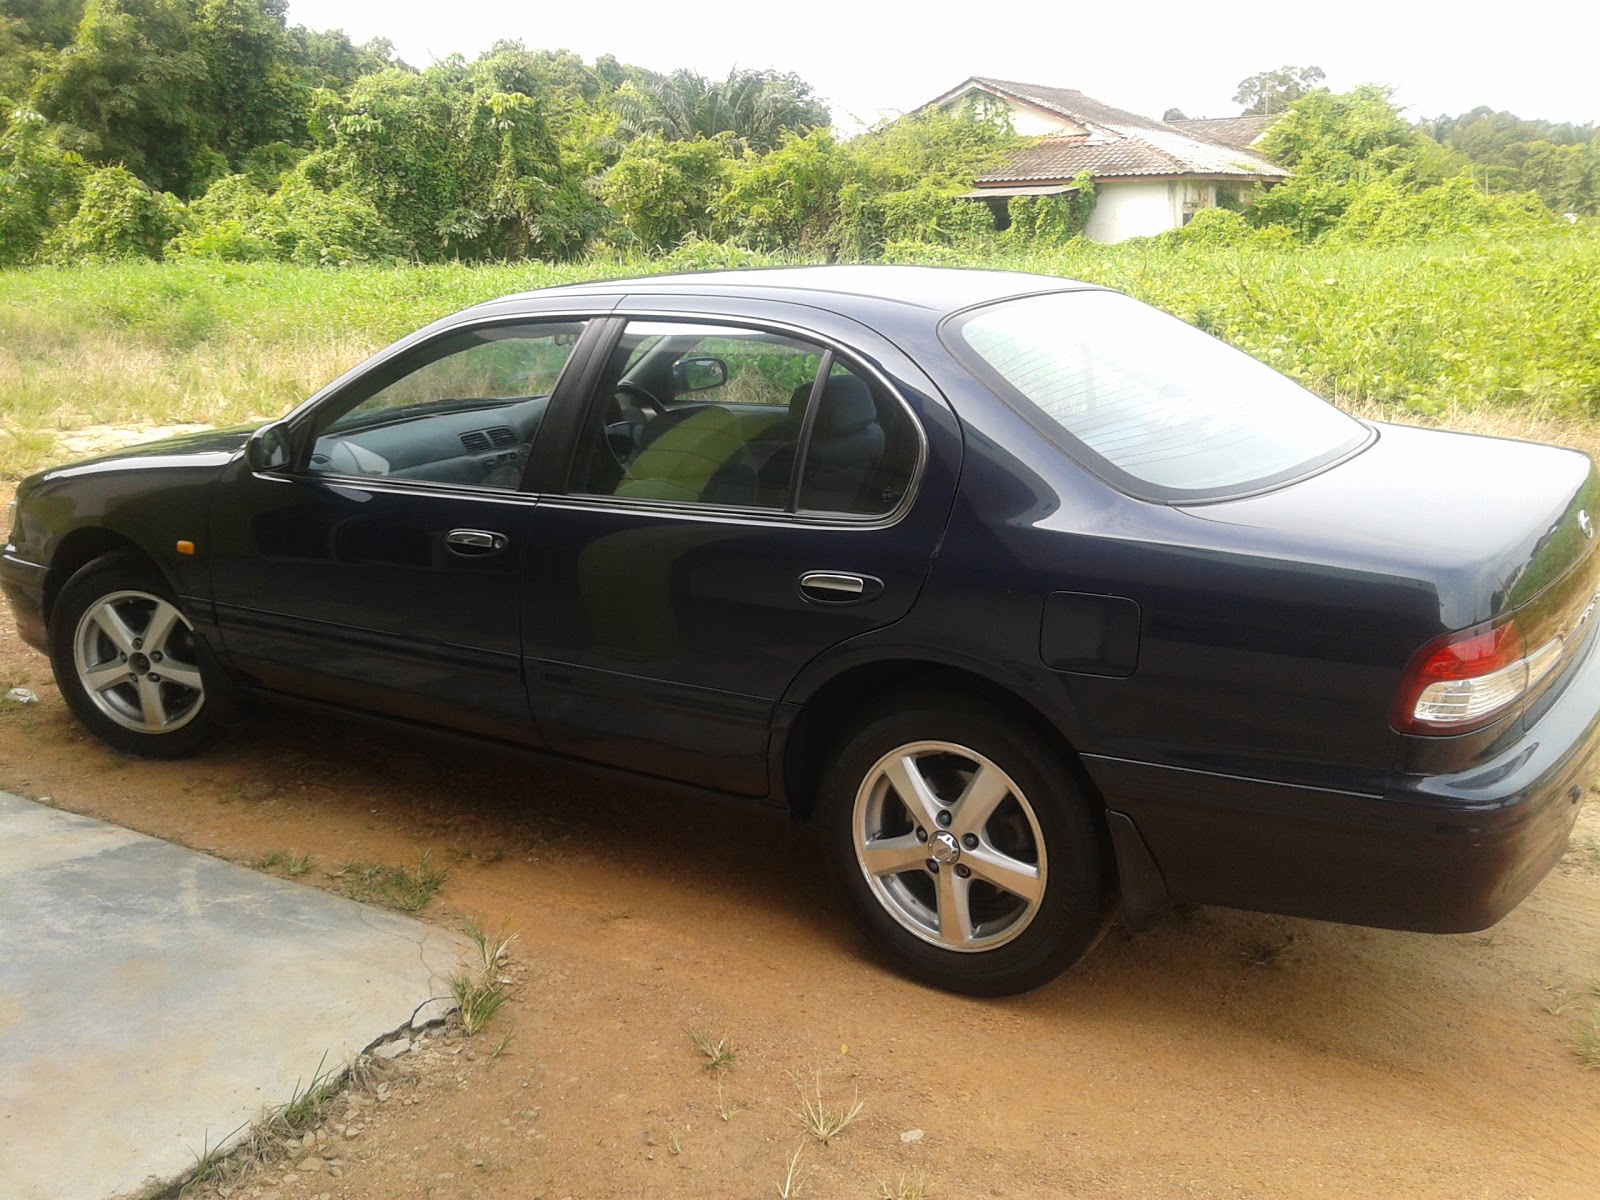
[208,316,601,742]
[520,303,961,795]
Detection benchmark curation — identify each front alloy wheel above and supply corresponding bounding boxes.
[50,554,222,758]
[72,590,206,734]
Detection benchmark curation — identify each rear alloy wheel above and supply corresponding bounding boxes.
[822,693,1109,995]
[50,555,220,758]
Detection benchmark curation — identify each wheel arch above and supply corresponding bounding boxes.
[780,656,1100,825]
[42,528,159,627]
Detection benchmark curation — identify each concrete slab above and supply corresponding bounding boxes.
[0,793,470,1200]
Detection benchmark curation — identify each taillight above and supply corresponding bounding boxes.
[1393,617,1563,735]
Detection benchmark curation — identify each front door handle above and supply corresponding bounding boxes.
[799,571,883,604]
[446,528,507,555]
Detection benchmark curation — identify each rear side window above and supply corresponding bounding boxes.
[570,320,919,518]
[944,291,1370,502]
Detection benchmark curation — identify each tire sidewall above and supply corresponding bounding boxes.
[49,554,218,759]
[821,693,1107,996]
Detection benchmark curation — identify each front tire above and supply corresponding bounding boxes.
[821,692,1109,996]
[49,554,221,758]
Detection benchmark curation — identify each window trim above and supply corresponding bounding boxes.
[558,312,928,528]
[939,289,1375,506]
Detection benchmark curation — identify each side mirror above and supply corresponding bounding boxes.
[247,423,293,472]
[672,356,728,393]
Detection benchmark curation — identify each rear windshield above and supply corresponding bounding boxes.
[944,290,1371,502]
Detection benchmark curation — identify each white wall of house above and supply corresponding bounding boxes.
[1084,181,1178,242]
[1083,180,1219,242]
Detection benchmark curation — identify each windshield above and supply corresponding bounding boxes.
[944,290,1371,501]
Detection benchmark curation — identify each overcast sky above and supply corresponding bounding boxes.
[284,0,1600,129]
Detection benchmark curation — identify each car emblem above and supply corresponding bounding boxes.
[928,831,962,866]
[1580,510,1594,540]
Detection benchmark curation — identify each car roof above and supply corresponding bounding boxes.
[472,264,1097,321]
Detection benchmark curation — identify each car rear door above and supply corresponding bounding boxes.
[519,297,962,796]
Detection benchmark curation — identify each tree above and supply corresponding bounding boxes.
[1233,65,1326,116]
[597,133,734,248]
[613,67,829,153]
[1162,107,1187,122]
[29,0,215,195]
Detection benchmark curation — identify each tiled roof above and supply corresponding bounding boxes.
[1169,115,1277,151]
[930,77,1289,185]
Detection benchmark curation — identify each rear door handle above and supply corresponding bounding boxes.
[446,528,507,555]
[799,571,883,604]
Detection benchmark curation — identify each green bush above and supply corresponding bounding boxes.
[0,107,85,265]
[168,170,406,264]
[596,134,735,250]
[1331,175,1554,246]
[44,166,182,261]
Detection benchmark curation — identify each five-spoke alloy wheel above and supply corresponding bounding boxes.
[823,691,1109,995]
[50,555,220,758]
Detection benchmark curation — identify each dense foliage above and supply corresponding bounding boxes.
[3,3,1592,270]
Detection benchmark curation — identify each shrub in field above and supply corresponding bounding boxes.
[44,166,183,261]
[1006,174,1097,246]
[169,170,405,264]
[596,133,735,250]
[1331,175,1554,246]
[0,106,84,265]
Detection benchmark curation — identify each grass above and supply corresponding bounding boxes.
[449,915,516,1036]
[775,1142,807,1198]
[880,1175,930,1200]
[792,1071,864,1144]
[177,1053,344,1196]
[2,226,1597,480]
[251,849,316,877]
[1575,1019,1600,1069]
[335,851,446,911]
[688,1026,737,1072]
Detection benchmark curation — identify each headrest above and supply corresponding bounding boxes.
[815,374,876,435]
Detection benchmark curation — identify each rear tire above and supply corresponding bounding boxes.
[49,554,222,759]
[820,691,1109,996]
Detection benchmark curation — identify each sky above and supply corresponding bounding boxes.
[284,0,1600,129]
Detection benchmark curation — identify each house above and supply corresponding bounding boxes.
[923,77,1288,243]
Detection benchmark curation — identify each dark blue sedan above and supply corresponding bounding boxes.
[5,266,1597,994]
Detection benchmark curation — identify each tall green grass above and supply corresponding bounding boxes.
[1,227,1596,478]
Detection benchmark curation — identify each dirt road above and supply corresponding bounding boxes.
[2,530,1598,1199]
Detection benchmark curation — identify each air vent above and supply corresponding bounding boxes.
[487,426,517,447]
[459,430,491,454]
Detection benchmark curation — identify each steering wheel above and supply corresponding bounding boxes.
[604,382,666,470]
[614,380,665,418]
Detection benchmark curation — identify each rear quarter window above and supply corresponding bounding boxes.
[943,290,1372,502]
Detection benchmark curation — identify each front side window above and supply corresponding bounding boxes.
[945,291,1370,501]
[570,321,918,517]
[306,321,588,489]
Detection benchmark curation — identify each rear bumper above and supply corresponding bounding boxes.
[1087,632,1600,934]
[1,550,49,654]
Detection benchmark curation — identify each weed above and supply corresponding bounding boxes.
[880,1174,930,1200]
[776,1142,807,1198]
[251,849,316,877]
[1567,835,1600,873]
[714,1079,742,1121]
[1240,936,1294,967]
[688,1026,737,1072]
[490,1032,515,1059]
[336,851,446,911]
[176,1053,344,1195]
[668,1131,682,1156]
[792,1070,864,1144]
[449,915,516,1035]
[1574,1019,1600,1069]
